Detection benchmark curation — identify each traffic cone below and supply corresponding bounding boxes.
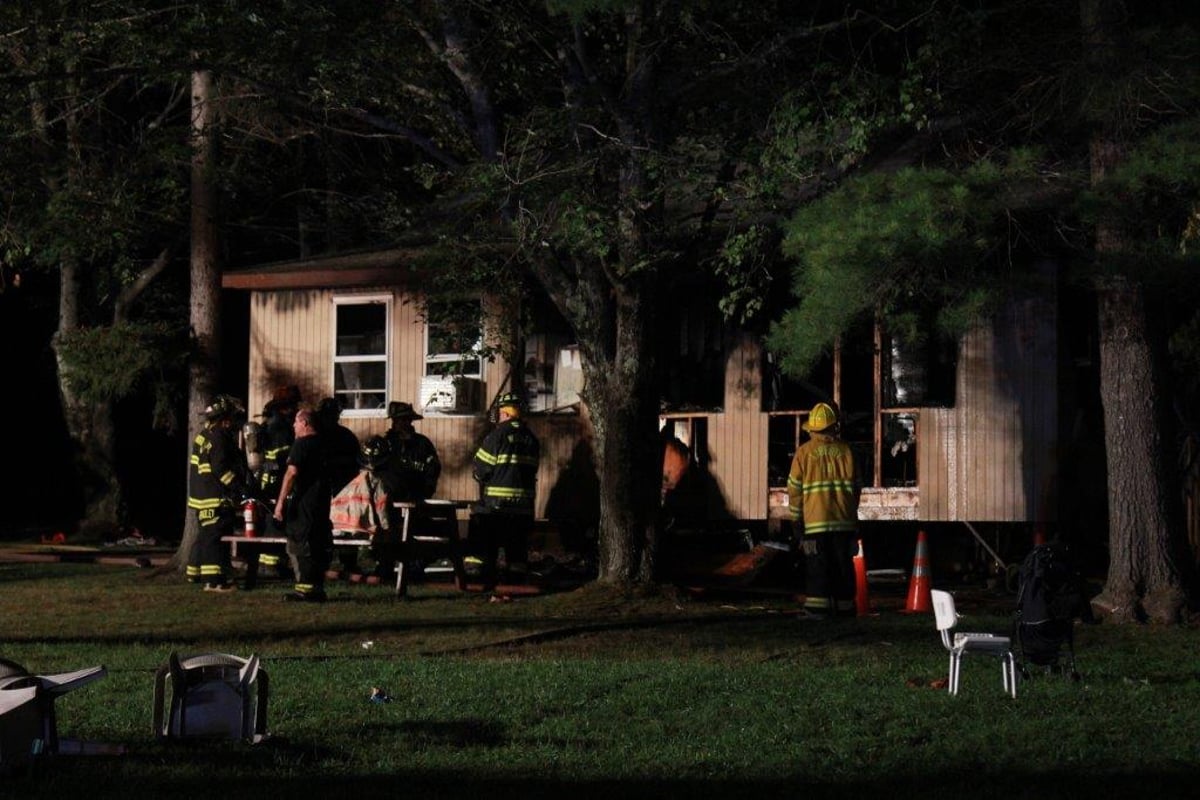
[902,530,932,613]
[1032,524,1046,547]
[853,538,871,617]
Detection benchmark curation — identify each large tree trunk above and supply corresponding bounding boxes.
[1083,0,1186,623]
[174,67,222,571]
[582,293,662,585]
[1092,277,1186,622]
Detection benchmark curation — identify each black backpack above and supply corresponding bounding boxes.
[1014,542,1091,672]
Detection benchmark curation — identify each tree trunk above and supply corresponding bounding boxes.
[1083,0,1186,623]
[53,259,124,539]
[174,67,222,571]
[1092,278,1186,622]
[583,293,662,585]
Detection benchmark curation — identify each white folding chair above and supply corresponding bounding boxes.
[931,589,1017,698]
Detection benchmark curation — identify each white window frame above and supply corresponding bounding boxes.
[423,299,484,379]
[332,294,391,417]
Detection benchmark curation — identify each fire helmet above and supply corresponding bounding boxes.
[360,435,391,469]
[802,402,838,433]
[496,391,525,411]
[204,394,246,422]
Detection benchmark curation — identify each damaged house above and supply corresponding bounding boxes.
[222,250,1094,566]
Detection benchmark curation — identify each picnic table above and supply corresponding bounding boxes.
[221,499,471,597]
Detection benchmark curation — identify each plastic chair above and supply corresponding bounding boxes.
[931,589,1018,698]
[152,652,269,743]
[0,658,108,774]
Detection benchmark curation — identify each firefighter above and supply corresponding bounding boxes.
[187,394,249,592]
[252,385,301,580]
[468,391,540,596]
[786,401,860,617]
[381,401,441,501]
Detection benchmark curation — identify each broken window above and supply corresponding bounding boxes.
[333,296,390,412]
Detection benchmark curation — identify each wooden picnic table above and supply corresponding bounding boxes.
[222,498,471,597]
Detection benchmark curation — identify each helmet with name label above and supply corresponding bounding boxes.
[802,402,837,433]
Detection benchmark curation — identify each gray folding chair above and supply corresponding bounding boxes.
[931,589,1018,698]
[0,657,108,774]
[152,652,269,743]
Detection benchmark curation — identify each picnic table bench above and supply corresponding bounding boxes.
[222,499,471,597]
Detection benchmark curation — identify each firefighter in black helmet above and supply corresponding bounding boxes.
[251,385,301,582]
[468,391,540,596]
[187,395,249,592]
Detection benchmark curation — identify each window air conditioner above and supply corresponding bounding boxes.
[419,376,483,413]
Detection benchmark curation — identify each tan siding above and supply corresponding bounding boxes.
[394,291,424,406]
[707,332,768,520]
[915,294,1057,524]
[242,276,1057,529]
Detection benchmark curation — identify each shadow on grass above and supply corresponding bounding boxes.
[10,757,1197,800]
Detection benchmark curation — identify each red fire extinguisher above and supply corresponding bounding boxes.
[242,498,258,537]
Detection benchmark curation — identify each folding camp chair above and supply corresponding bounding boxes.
[152,652,269,743]
[0,657,108,774]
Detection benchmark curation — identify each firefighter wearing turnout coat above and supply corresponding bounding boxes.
[787,402,860,616]
[469,392,540,594]
[187,395,249,592]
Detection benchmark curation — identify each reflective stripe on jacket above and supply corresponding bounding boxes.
[187,424,244,527]
[786,432,858,535]
[473,419,540,514]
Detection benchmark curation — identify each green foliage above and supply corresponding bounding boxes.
[1080,118,1200,274]
[715,225,776,324]
[768,161,1028,376]
[56,320,189,406]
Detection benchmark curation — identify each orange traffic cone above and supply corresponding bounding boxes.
[902,530,932,613]
[1032,525,1046,547]
[853,538,872,617]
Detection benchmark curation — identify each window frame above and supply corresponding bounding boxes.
[423,298,484,379]
[332,294,391,417]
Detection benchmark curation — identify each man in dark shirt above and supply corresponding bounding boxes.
[273,407,331,602]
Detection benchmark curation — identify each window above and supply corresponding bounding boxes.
[424,300,483,377]
[333,296,389,412]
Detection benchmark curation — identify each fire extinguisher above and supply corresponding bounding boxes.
[242,498,258,537]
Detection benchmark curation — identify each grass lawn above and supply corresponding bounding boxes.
[0,556,1197,799]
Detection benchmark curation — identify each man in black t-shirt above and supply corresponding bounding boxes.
[273,407,331,602]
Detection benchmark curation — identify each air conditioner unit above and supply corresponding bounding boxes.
[419,376,483,414]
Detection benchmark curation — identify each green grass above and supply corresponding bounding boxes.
[1,561,1198,799]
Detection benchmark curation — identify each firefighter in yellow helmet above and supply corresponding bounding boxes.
[786,402,860,616]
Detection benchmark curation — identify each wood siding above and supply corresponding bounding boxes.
[916,294,1058,522]
[244,287,586,518]
[708,332,769,521]
[242,284,1057,527]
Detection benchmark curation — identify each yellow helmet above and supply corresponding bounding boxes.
[803,402,837,432]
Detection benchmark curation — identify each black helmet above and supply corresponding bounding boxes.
[496,391,525,410]
[204,394,245,422]
[360,435,391,469]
